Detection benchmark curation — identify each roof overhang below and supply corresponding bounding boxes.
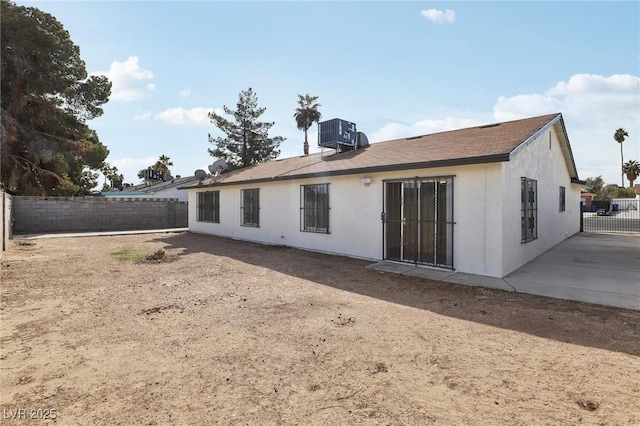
[180,154,510,189]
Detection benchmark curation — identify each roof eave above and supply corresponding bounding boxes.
[182,154,510,189]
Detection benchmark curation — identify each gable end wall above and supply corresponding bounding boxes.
[500,124,580,276]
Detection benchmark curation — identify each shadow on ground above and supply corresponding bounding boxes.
[150,232,639,356]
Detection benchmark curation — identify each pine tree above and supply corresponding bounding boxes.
[208,88,284,170]
[1,0,111,195]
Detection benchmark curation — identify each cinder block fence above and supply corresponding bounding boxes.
[12,196,188,234]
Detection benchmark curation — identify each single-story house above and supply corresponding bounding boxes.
[179,113,583,278]
[101,175,198,202]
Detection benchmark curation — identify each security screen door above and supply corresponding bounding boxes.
[384,177,454,268]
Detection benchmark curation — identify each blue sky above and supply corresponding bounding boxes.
[19,1,640,187]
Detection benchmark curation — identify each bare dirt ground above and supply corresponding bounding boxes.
[1,232,639,425]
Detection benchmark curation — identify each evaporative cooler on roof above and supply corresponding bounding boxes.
[318,118,357,150]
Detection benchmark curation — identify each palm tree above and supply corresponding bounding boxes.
[100,163,116,185]
[583,176,615,201]
[294,94,322,156]
[622,160,640,188]
[614,128,628,187]
[154,155,173,175]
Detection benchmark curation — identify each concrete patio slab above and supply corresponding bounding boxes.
[367,233,640,311]
[364,262,417,275]
[446,273,516,292]
[504,233,639,310]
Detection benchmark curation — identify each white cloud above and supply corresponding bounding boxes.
[278,131,321,159]
[546,73,638,97]
[154,107,223,126]
[109,156,158,183]
[370,117,482,142]
[112,156,157,170]
[179,87,192,98]
[420,9,455,24]
[494,74,639,126]
[493,73,640,184]
[366,73,639,186]
[493,94,563,122]
[133,109,151,120]
[92,56,155,101]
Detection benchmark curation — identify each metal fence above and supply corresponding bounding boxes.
[581,199,640,234]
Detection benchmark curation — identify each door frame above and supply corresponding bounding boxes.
[382,175,455,269]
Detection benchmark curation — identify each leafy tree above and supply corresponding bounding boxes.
[208,88,284,170]
[0,0,112,195]
[614,128,629,187]
[294,93,322,156]
[583,176,615,201]
[622,160,639,188]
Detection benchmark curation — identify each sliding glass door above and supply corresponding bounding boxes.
[384,177,454,269]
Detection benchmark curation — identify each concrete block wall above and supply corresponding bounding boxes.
[12,196,188,234]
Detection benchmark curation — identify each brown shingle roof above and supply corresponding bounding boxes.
[181,113,573,189]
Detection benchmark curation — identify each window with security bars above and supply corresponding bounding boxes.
[559,186,566,212]
[521,178,537,243]
[241,188,260,227]
[197,191,219,223]
[300,184,330,233]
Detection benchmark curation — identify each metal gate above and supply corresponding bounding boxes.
[581,199,640,234]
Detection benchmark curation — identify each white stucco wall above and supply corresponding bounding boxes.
[187,163,511,277]
[147,185,189,202]
[500,124,581,276]
[449,163,504,277]
[186,125,580,279]
[105,185,189,202]
[189,175,383,260]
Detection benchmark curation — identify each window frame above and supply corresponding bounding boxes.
[197,191,220,223]
[241,188,260,227]
[521,178,537,243]
[559,186,566,213]
[300,183,330,234]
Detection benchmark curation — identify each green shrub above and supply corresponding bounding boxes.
[612,187,636,198]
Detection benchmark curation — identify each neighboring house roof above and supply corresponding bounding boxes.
[103,176,199,196]
[180,113,580,189]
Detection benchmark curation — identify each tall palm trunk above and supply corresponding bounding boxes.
[303,129,309,155]
[620,143,624,187]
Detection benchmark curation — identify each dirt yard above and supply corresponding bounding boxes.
[1,232,639,425]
